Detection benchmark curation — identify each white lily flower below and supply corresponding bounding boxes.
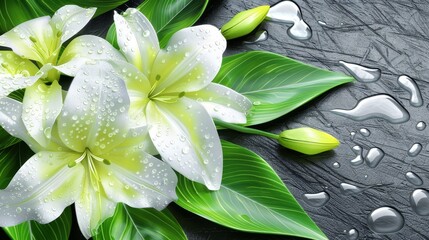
[0,62,177,238]
[56,8,252,190]
[0,5,96,148]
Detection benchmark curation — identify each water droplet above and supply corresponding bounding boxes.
[410,189,429,216]
[333,162,340,168]
[243,30,268,44]
[348,228,359,240]
[302,192,330,207]
[408,143,422,157]
[266,1,312,41]
[288,20,312,40]
[350,145,364,166]
[359,128,371,137]
[16,207,22,213]
[317,20,327,26]
[365,147,385,168]
[253,101,261,106]
[397,75,423,107]
[416,121,426,131]
[367,207,404,233]
[350,131,356,140]
[405,171,423,186]
[340,183,362,195]
[182,146,190,154]
[339,61,381,83]
[331,94,409,124]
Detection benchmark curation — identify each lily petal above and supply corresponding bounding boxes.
[150,25,226,96]
[146,99,222,190]
[113,126,157,155]
[0,151,84,226]
[114,8,159,75]
[0,97,42,151]
[50,5,96,44]
[108,61,150,127]
[58,62,130,155]
[22,80,63,147]
[0,16,55,63]
[57,35,125,76]
[75,173,116,239]
[99,149,177,210]
[0,51,45,98]
[187,83,252,124]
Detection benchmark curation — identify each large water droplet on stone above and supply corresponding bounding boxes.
[408,143,422,157]
[266,1,312,41]
[302,191,330,207]
[405,171,423,186]
[331,94,410,124]
[367,207,404,233]
[397,75,423,107]
[410,189,429,216]
[339,61,381,83]
[365,147,384,168]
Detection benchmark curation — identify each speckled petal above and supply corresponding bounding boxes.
[0,51,45,98]
[75,173,116,239]
[0,151,84,227]
[146,98,222,190]
[187,83,252,124]
[57,35,126,76]
[0,16,55,63]
[58,62,130,155]
[0,97,42,151]
[107,61,151,128]
[114,8,159,75]
[98,150,177,210]
[112,126,157,155]
[22,80,63,147]
[50,5,96,44]
[150,25,226,96]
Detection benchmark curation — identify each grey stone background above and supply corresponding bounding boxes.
[39,0,429,239]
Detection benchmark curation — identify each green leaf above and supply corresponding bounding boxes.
[213,51,354,125]
[0,128,20,151]
[0,145,21,188]
[3,207,72,240]
[106,0,209,48]
[94,204,187,240]
[176,140,327,240]
[0,0,128,33]
[0,142,33,189]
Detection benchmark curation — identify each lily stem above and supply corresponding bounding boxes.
[214,120,279,140]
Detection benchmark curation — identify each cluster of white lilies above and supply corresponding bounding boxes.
[0,5,251,238]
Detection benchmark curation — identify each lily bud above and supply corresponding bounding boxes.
[278,127,340,155]
[221,5,270,40]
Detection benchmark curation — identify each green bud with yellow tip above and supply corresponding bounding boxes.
[221,5,270,40]
[278,127,340,155]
